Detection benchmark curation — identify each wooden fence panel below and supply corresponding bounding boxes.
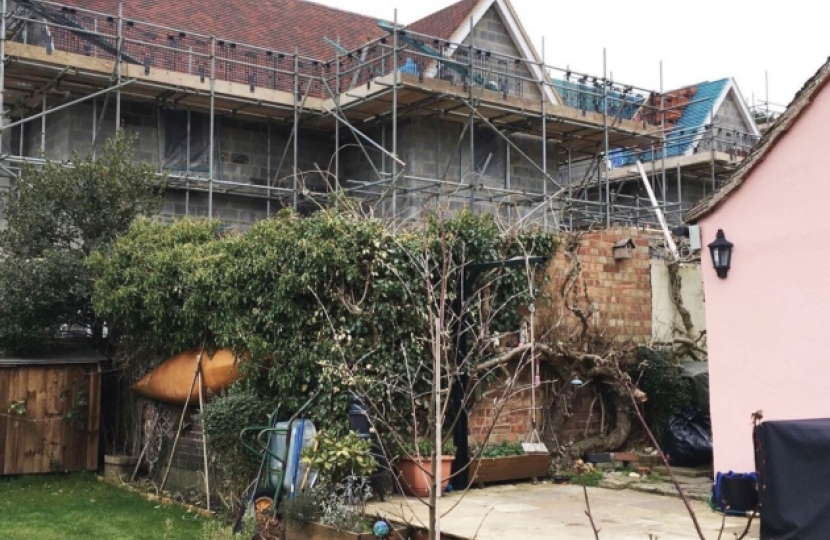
[1,365,101,475]
[0,371,9,470]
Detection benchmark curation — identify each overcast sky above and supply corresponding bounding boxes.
[314,0,826,110]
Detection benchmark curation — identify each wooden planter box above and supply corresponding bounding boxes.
[470,454,550,487]
[286,521,406,540]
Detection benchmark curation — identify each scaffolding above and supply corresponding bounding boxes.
[0,0,760,230]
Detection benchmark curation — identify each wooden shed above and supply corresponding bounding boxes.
[0,347,104,475]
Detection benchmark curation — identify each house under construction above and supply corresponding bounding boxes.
[0,0,760,230]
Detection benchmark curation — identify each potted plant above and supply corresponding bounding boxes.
[396,439,456,498]
[469,440,550,487]
[284,431,397,540]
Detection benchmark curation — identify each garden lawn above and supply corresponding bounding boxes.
[0,473,208,540]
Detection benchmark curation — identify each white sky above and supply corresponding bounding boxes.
[314,0,827,109]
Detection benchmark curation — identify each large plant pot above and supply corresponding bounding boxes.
[286,521,406,540]
[469,454,549,487]
[397,456,454,497]
[104,455,137,482]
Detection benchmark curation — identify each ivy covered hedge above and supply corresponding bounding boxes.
[92,207,556,457]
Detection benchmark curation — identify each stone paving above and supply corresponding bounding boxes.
[600,466,714,503]
[370,482,759,540]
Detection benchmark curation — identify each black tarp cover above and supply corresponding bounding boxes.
[755,418,830,539]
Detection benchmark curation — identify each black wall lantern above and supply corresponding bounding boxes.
[708,229,733,278]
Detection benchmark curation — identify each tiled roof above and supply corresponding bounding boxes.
[408,0,482,41]
[663,78,729,157]
[64,0,483,60]
[685,60,830,222]
[66,0,389,59]
[609,79,729,167]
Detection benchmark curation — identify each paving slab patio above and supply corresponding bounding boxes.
[369,483,759,540]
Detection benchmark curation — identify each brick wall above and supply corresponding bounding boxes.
[469,360,538,444]
[469,228,653,446]
[542,228,653,343]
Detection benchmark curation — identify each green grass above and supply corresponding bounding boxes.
[569,469,604,487]
[0,473,209,540]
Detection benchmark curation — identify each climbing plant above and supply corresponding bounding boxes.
[92,206,556,466]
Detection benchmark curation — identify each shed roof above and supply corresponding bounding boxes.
[0,344,107,367]
[686,59,830,222]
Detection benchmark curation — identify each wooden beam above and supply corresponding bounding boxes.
[5,41,322,111]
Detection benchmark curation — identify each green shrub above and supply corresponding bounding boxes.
[477,440,524,458]
[200,385,273,483]
[630,347,692,440]
[569,469,604,487]
[301,431,376,486]
[401,438,457,458]
[198,517,254,540]
[94,209,556,449]
[279,487,323,527]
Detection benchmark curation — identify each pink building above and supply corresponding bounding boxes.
[686,60,830,474]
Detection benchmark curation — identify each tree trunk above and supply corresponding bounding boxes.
[568,387,632,457]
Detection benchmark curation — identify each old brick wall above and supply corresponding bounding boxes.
[469,228,653,446]
[469,360,537,444]
[542,228,653,343]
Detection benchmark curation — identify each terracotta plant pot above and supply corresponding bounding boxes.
[397,456,455,497]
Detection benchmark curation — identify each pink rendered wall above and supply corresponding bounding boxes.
[700,80,830,474]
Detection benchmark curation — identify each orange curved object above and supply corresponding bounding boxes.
[132,349,242,404]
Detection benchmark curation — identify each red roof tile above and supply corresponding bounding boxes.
[65,0,389,59]
[62,0,482,60]
[408,0,482,42]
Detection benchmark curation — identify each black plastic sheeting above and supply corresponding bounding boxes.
[755,419,830,539]
[680,361,710,415]
[663,405,712,467]
[162,110,210,172]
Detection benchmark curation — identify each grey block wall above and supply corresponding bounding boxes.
[0,0,657,233]
[0,3,563,230]
[22,97,337,229]
[697,91,756,154]
[606,172,718,226]
[461,6,541,101]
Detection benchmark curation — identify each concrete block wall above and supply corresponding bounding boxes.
[462,6,541,101]
[21,97,336,228]
[10,95,557,230]
[613,170,715,223]
[697,91,755,154]
[386,116,556,223]
[158,191,271,231]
